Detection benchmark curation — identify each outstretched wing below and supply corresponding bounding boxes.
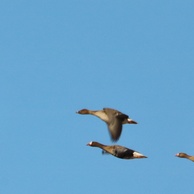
[108,119,123,141]
[103,108,128,141]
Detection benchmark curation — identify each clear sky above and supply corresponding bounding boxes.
[1,1,194,194]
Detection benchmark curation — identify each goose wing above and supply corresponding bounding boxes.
[113,146,134,158]
[103,108,128,141]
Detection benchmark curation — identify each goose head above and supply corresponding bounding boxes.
[176,152,188,158]
[76,109,90,114]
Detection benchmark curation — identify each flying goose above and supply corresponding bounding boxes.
[87,141,147,160]
[76,108,137,141]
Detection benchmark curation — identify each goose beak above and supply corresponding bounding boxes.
[86,142,92,146]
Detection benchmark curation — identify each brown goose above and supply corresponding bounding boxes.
[176,152,194,162]
[87,141,147,160]
[76,108,137,141]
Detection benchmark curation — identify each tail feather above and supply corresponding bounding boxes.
[127,118,138,124]
[133,151,147,158]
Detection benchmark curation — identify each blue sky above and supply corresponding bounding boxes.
[1,1,194,194]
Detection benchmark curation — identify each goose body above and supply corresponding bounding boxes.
[176,152,194,162]
[77,108,137,141]
[87,141,147,160]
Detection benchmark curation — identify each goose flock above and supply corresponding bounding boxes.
[77,107,193,162]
